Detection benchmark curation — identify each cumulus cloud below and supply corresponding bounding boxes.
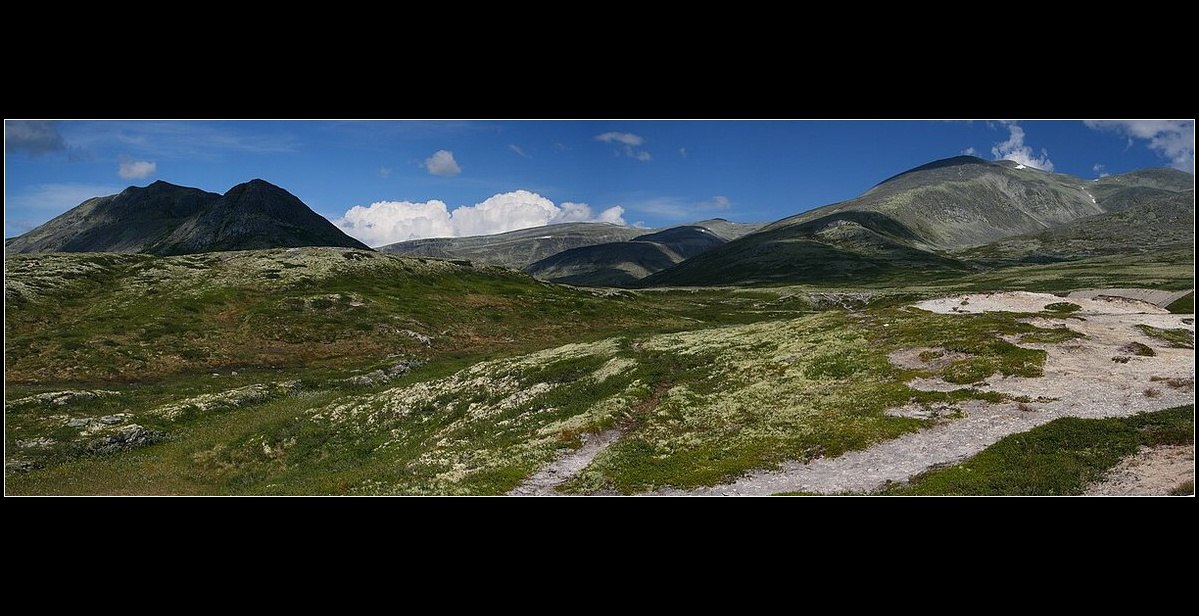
[424,150,461,176]
[1093,163,1108,178]
[1085,120,1195,172]
[990,121,1054,171]
[5,120,66,155]
[596,131,652,161]
[118,156,157,180]
[335,190,627,246]
[509,144,530,158]
[961,146,978,156]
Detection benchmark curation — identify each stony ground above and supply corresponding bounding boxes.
[1084,445,1194,496]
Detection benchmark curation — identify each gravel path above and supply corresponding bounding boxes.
[667,293,1194,496]
[509,430,622,495]
[1067,288,1193,308]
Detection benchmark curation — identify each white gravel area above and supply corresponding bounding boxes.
[914,291,1167,315]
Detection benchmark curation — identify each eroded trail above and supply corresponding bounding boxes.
[668,293,1195,496]
[508,430,622,495]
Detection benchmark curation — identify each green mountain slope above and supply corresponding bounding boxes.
[5,180,368,255]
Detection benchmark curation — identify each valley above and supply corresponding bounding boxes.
[4,132,1194,497]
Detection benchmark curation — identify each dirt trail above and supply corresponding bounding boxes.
[508,430,622,495]
[667,292,1195,496]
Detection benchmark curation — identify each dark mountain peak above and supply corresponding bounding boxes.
[876,155,995,187]
[223,178,291,199]
[7,178,367,255]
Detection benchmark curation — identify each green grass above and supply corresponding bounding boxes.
[886,405,1194,495]
[1166,291,1193,314]
[1136,324,1195,349]
[1044,302,1081,314]
[1169,480,1195,496]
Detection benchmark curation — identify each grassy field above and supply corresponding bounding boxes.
[5,247,1194,495]
[886,405,1194,496]
[7,294,1078,495]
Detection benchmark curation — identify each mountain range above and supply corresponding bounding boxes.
[4,179,367,255]
[641,157,1193,287]
[5,157,1192,288]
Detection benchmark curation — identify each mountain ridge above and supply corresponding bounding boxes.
[5,179,368,255]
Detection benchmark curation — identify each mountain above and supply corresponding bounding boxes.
[377,222,644,269]
[5,179,368,255]
[523,220,763,286]
[643,157,1189,287]
[959,184,1194,266]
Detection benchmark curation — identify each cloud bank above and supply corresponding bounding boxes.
[991,121,1054,171]
[5,120,66,155]
[335,190,626,246]
[1084,120,1195,172]
[424,150,461,176]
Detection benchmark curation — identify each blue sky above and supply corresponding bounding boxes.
[4,119,1194,245]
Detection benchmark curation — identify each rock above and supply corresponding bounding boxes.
[6,460,36,473]
[86,424,165,455]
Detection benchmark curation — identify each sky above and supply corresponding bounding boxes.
[4,119,1194,245]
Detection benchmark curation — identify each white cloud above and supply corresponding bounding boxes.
[595,132,644,146]
[679,147,688,158]
[334,190,627,246]
[335,199,455,246]
[990,121,1054,171]
[423,150,461,176]
[1093,163,1108,178]
[1085,120,1195,172]
[509,144,530,158]
[595,131,652,161]
[117,157,157,180]
[379,167,392,179]
[961,146,978,156]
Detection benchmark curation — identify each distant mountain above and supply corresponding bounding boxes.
[377,222,644,269]
[643,157,1191,287]
[5,179,368,255]
[523,220,762,286]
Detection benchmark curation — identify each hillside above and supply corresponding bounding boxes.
[377,222,643,268]
[959,189,1195,266]
[525,225,730,286]
[5,179,368,255]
